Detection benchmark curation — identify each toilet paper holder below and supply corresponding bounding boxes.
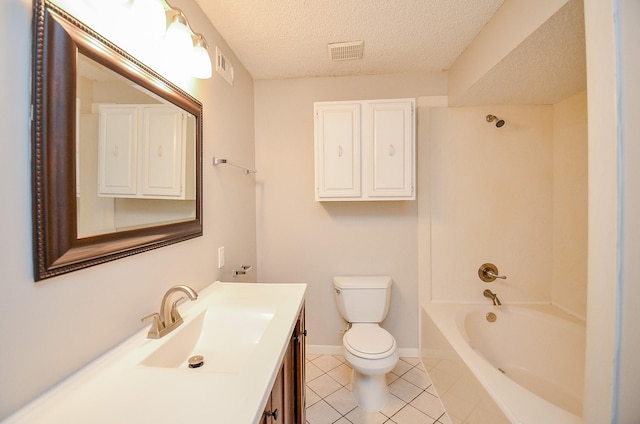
[233,264,253,276]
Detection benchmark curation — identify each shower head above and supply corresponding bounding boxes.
[486,114,505,128]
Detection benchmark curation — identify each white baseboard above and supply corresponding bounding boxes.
[306,345,343,355]
[307,345,419,358]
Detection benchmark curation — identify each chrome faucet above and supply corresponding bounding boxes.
[483,289,502,306]
[142,285,198,339]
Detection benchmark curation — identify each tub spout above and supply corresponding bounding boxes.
[483,289,502,306]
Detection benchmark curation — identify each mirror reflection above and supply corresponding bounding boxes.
[76,54,196,238]
[31,0,203,281]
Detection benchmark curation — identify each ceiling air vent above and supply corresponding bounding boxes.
[216,46,234,86]
[328,40,364,61]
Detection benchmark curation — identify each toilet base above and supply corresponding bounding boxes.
[350,369,390,412]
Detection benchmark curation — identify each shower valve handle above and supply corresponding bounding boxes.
[487,270,506,280]
[478,263,507,282]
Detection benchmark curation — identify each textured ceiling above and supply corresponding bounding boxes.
[456,0,586,105]
[194,0,586,105]
[195,0,505,80]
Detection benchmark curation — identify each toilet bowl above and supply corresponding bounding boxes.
[342,323,399,411]
[333,276,399,411]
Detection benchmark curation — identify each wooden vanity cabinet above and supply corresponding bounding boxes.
[262,306,306,424]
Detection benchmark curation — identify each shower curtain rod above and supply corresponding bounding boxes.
[212,157,257,174]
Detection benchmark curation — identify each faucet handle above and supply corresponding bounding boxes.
[142,313,163,339]
[169,297,186,324]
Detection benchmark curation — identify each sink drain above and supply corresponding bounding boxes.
[188,355,204,369]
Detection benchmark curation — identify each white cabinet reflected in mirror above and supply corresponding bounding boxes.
[76,55,197,238]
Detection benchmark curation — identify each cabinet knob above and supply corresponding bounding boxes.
[294,329,307,342]
[338,145,343,157]
[266,408,279,420]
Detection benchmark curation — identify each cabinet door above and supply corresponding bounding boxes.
[140,107,185,197]
[261,394,272,424]
[365,100,414,198]
[97,106,138,196]
[265,362,285,424]
[293,307,306,423]
[263,307,306,424]
[315,103,361,199]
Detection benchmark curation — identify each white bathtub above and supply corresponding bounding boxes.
[420,303,585,424]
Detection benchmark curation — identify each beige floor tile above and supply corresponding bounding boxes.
[324,387,358,415]
[333,354,346,363]
[439,392,474,421]
[390,359,414,376]
[307,373,342,398]
[327,363,352,386]
[426,384,440,397]
[312,354,343,372]
[388,378,423,403]
[344,406,389,424]
[421,357,441,370]
[306,361,325,382]
[402,367,432,390]
[464,406,511,424]
[409,391,445,420]
[386,372,400,385]
[389,404,435,424]
[400,357,421,366]
[379,393,407,418]
[306,400,342,424]
[436,412,453,424]
[306,386,322,407]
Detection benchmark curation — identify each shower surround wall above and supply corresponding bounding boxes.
[426,96,587,317]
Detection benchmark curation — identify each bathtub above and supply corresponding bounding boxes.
[420,303,585,424]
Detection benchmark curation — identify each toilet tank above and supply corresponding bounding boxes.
[333,276,392,323]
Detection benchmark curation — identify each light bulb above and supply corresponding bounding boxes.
[192,37,212,79]
[164,13,193,57]
[130,0,166,40]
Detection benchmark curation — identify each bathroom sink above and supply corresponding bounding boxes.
[140,306,275,373]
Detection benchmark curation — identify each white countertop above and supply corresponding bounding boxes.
[4,282,307,424]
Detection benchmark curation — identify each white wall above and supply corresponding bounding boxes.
[0,0,257,419]
[254,73,447,351]
[552,91,588,318]
[583,0,640,421]
[615,0,640,419]
[423,98,588,316]
[428,105,556,303]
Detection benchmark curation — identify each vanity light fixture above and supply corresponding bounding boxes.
[130,0,213,79]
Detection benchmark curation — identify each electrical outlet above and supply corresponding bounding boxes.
[217,246,225,269]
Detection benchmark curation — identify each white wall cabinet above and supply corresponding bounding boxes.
[314,98,415,201]
[98,104,193,200]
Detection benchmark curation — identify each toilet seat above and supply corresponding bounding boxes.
[343,324,396,360]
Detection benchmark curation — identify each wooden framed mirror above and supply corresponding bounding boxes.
[32,0,203,281]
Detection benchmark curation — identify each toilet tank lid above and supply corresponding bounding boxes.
[333,276,392,289]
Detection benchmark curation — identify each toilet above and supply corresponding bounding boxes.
[333,276,399,411]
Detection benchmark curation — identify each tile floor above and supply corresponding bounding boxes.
[305,354,451,424]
